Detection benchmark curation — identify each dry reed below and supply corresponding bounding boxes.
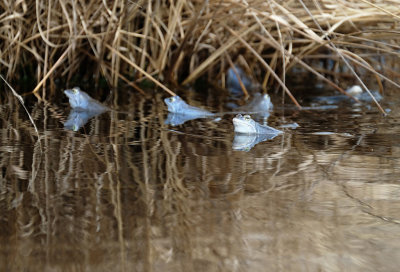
[1,0,400,109]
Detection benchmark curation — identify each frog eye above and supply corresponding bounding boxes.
[72,124,78,131]
[244,115,251,121]
[170,96,176,102]
[72,87,79,94]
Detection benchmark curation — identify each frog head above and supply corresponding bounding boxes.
[232,114,257,134]
[64,87,92,109]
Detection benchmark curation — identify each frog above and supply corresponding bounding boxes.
[63,87,110,131]
[232,114,282,135]
[64,87,110,112]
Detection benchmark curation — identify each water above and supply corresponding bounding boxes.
[1,90,400,271]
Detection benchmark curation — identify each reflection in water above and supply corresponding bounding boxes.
[1,93,400,271]
[164,112,216,126]
[64,109,105,131]
[232,133,281,151]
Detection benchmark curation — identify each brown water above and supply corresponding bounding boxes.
[1,91,400,271]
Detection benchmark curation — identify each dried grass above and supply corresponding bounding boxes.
[1,0,400,110]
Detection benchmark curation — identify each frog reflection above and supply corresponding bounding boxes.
[164,112,218,126]
[232,133,281,151]
[64,109,104,131]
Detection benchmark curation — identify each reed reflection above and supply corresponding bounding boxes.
[1,96,400,271]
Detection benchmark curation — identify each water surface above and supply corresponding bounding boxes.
[1,90,400,271]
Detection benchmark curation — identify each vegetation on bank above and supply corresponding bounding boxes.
[1,0,400,109]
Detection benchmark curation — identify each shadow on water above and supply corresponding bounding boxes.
[1,90,400,271]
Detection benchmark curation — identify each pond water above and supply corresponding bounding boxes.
[1,88,400,271]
